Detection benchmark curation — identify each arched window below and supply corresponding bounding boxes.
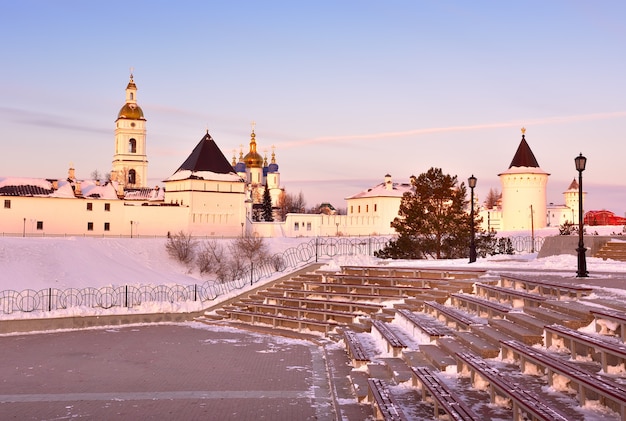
[128,169,136,185]
[129,138,137,153]
[130,92,134,101]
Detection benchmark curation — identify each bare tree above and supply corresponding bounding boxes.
[196,240,226,274]
[91,169,102,181]
[230,235,269,265]
[165,231,196,264]
[277,191,306,220]
[484,188,501,209]
[195,236,270,283]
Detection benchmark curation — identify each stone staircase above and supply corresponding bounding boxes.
[595,240,626,261]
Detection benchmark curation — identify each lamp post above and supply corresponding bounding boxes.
[575,153,588,277]
[336,222,339,236]
[130,221,133,239]
[468,175,477,263]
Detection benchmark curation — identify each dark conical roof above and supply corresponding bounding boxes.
[175,131,236,174]
[509,135,540,168]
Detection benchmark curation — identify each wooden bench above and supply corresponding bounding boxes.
[340,265,485,280]
[371,319,408,357]
[545,323,626,373]
[500,339,626,419]
[264,295,383,315]
[326,273,431,288]
[424,301,482,330]
[366,378,409,420]
[499,275,593,299]
[396,309,454,340]
[343,329,371,368]
[242,303,356,324]
[302,281,434,298]
[272,288,410,305]
[225,309,332,335]
[475,282,547,308]
[327,273,478,293]
[410,366,479,420]
[592,308,626,340]
[456,351,571,421]
[450,293,512,319]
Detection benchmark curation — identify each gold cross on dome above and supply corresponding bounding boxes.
[251,120,256,132]
[521,127,526,135]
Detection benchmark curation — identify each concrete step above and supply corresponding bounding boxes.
[380,357,413,383]
[505,312,546,333]
[454,331,500,358]
[418,344,456,371]
[524,306,588,329]
[348,369,370,402]
[540,300,594,325]
[436,337,470,359]
[470,324,515,347]
[489,319,543,345]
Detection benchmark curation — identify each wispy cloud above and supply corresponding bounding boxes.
[0,106,109,135]
[276,111,626,149]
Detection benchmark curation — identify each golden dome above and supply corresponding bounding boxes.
[243,131,263,168]
[244,150,263,168]
[117,103,145,120]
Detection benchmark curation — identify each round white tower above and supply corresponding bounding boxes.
[112,73,148,188]
[564,178,586,224]
[499,129,550,231]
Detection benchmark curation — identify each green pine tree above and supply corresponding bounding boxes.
[376,167,493,259]
[262,186,274,222]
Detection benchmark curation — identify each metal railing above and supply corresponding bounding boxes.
[0,237,391,315]
[0,235,542,315]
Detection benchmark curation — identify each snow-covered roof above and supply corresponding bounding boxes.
[0,176,153,200]
[498,166,550,176]
[124,187,165,201]
[346,181,412,200]
[165,170,243,182]
[80,180,120,200]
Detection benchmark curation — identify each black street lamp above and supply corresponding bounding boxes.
[468,175,477,263]
[575,153,588,277]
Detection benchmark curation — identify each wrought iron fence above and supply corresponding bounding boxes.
[0,235,541,315]
[0,237,391,315]
[509,235,545,254]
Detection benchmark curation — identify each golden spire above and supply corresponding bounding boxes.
[232,149,237,166]
[238,144,244,161]
[521,127,526,136]
[271,145,277,164]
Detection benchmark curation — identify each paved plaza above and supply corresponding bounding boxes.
[0,323,335,420]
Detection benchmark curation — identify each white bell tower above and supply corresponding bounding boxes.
[112,72,148,188]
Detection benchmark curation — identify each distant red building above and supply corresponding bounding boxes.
[584,210,626,226]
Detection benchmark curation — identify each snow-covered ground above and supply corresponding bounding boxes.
[1,226,625,321]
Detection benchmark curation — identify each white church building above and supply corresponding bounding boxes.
[0,76,583,238]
